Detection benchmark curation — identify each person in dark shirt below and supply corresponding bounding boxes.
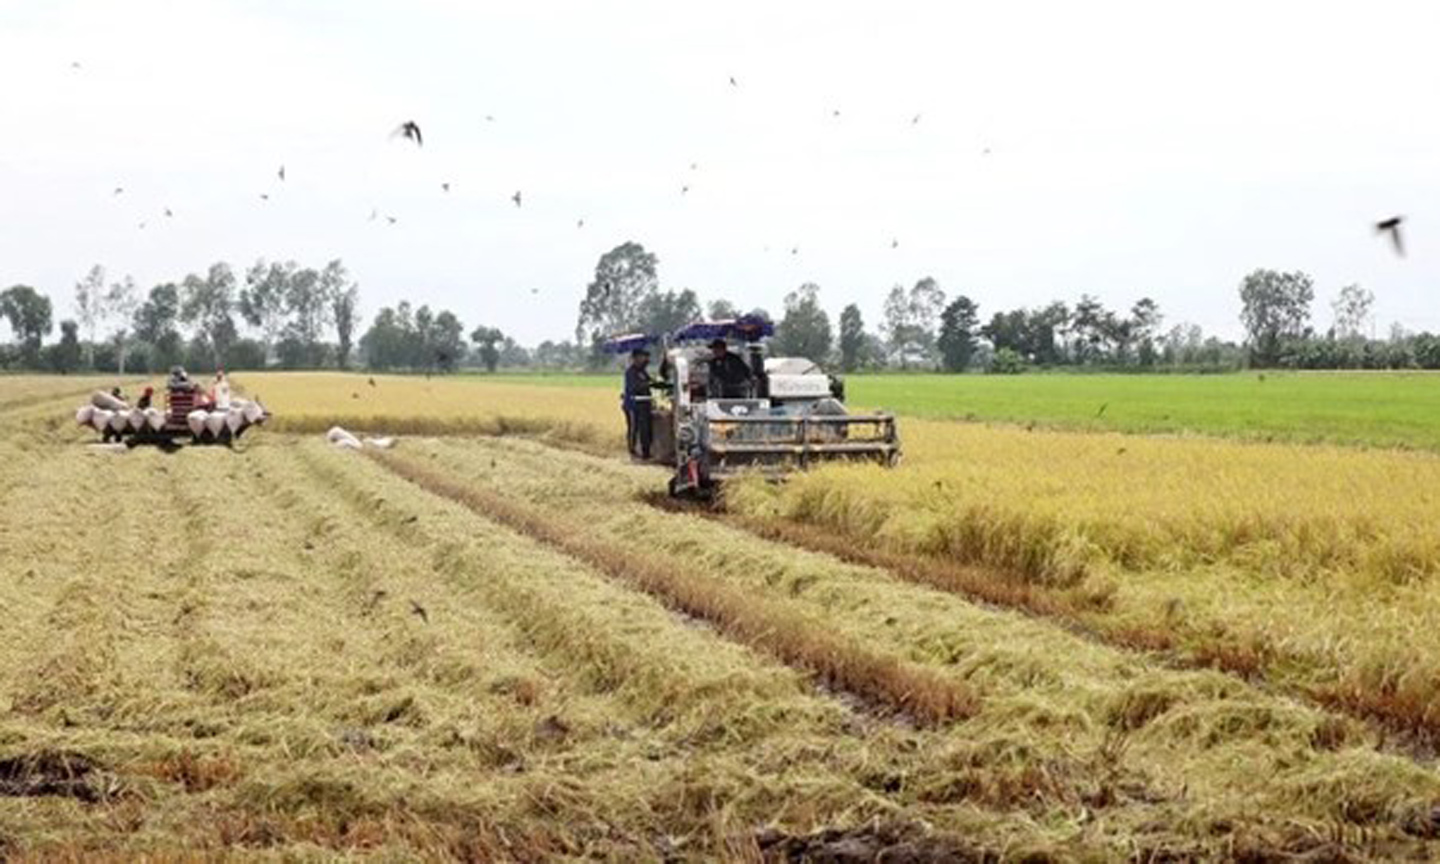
[706,338,753,398]
[136,386,154,410]
[623,348,655,459]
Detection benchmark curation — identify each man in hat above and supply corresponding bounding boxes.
[707,338,754,399]
[623,347,656,460]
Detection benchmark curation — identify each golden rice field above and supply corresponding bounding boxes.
[4,371,1440,860]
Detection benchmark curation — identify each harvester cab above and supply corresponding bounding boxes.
[609,315,900,498]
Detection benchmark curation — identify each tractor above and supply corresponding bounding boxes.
[608,316,900,498]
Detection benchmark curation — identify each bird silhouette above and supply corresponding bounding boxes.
[1375,216,1405,257]
[368,209,377,222]
[441,182,451,192]
[409,600,429,624]
[138,221,146,230]
[728,75,738,87]
[1096,403,1108,418]
[912,113,922,125]
[393,120,423,147]
[485,114,495,122]
[112,187,123,195]
[577,218,585,228]
[982,147,992,156]
[681,185,690,195]
[259,193,269,201]
[891,238,899,249]
[832,109,841,118]
[164,208,173,217]
[530,288,539,295]
[511,191,522,207]
[277,165,285,182]
[790,246,799,255]
[70,61,81,70]
[385,215,397,225]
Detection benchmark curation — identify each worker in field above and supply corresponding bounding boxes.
[707,338,753,398]
[136,386,154,410]
[623,347,655,460]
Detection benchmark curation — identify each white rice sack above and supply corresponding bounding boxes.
[144,407,165,431]
[225,408,244,432]
[90,390,128,411]
[242,400,264,424]
[128,408,146,431]
[363,436,395,449]
[204,411,226,436]
[75,405,94,426]
[108,411,129,432]
[90,409,114,432]
[326,426,362,449]
[186,410,207,436]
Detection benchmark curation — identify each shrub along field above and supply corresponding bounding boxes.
[3,371,1440,859]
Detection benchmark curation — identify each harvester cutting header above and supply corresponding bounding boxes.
[609,315,900,497]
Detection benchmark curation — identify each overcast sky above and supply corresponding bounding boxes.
[2,0,1437,345]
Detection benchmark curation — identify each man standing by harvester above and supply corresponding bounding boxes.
[707,338,754,398]
[623,347,655,460]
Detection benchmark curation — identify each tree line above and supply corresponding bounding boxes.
[4,249,1438,374]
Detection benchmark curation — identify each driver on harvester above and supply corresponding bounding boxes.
[707,338,753,398]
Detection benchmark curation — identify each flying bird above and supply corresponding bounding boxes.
[1375,216,1405,257]
[832,109,841,118]
[912,113,922,125]
[891,238,899,249]
[393,120,423,147]
[385,215,397,225]
[259,193,269,201]
[409,600,429,624]
[511,190,522,207]
[138,221,146,230]
[164,208,173,218]
[530,288,539,295]
[112,187,123,195]
[70,61,81,70]
[485,114,495,122]
[681,185,689,195]
[277,165,285,181]
[790,246,799,255]
[368,208,377,222]
[690,162,698,170]
[441,182,450,192]
[728,75,738,87]
[577,218,585,228]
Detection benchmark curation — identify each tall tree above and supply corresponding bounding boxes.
[1239,269,1314,367]
[50,320,82,373]
[1129,297,1163,366]
[239,259,294,358]
[882,277,946,367]
[180,262,238,368]
[470,326,504,372]
[332,283,361,370]
[707,298,740,320]
[431,310,465,372]
[773,282,833,363]
[937,295,980,372]
[106,275,139,374]
[635,288,701,337]
[0,285,53,368]
[284,265,333,367]
[1070,294,1110,363]
[575,242,659,353]
[1331,283,1374,340]
[838,303,867,373]
[74,264,107,369]
[134,283,184,370]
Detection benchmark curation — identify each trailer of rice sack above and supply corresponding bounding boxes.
[607,315,900,498]
[73,385,269,447]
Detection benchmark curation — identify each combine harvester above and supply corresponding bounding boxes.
[610,316,900,498]
[73,376,269,447]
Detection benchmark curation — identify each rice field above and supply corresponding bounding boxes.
[4,371,1440,859]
